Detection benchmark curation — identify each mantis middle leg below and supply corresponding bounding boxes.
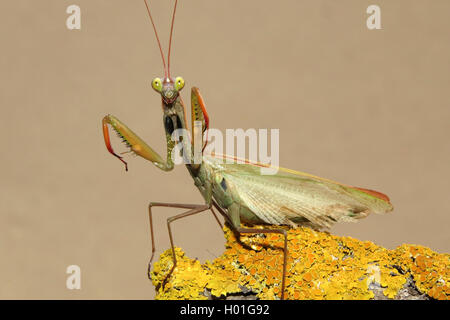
[147,202,223,288]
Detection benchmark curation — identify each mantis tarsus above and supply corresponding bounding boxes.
[102,0,393,300]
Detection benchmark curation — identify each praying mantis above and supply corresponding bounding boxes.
[102,0,393,300]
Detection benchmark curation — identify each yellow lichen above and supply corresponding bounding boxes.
[151,224,450,300]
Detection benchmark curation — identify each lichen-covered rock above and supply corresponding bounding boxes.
[150,224,450,300]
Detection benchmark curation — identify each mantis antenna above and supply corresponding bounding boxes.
[167,0,178,78]
[143,0,179,79]
[143,0,168,78]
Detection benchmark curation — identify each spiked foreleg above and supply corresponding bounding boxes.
[102,114,174,171]
[190,87,209,154]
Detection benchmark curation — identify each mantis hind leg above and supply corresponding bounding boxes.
[234,226,288,300]
[213,201,289,300]
[147,202,223,285]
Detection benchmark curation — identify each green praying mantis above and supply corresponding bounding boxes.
[102,0,393,300]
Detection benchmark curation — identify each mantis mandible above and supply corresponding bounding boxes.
[102,0,393,300]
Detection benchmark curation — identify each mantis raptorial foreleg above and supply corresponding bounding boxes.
[190,87,209,151]
[102,114,174,171]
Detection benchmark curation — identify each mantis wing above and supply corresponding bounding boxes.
[204,154,393,229]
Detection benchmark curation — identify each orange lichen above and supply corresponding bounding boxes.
[150,224,449,300]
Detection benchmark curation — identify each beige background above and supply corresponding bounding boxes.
[0,0,449,299]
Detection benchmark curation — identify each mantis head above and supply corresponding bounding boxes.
[151,76,185,105]
[151,75,188,140]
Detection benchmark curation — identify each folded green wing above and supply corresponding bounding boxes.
[204,154,393,228]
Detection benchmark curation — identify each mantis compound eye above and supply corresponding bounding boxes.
[174,76,185,91]
[151,78,162,92]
